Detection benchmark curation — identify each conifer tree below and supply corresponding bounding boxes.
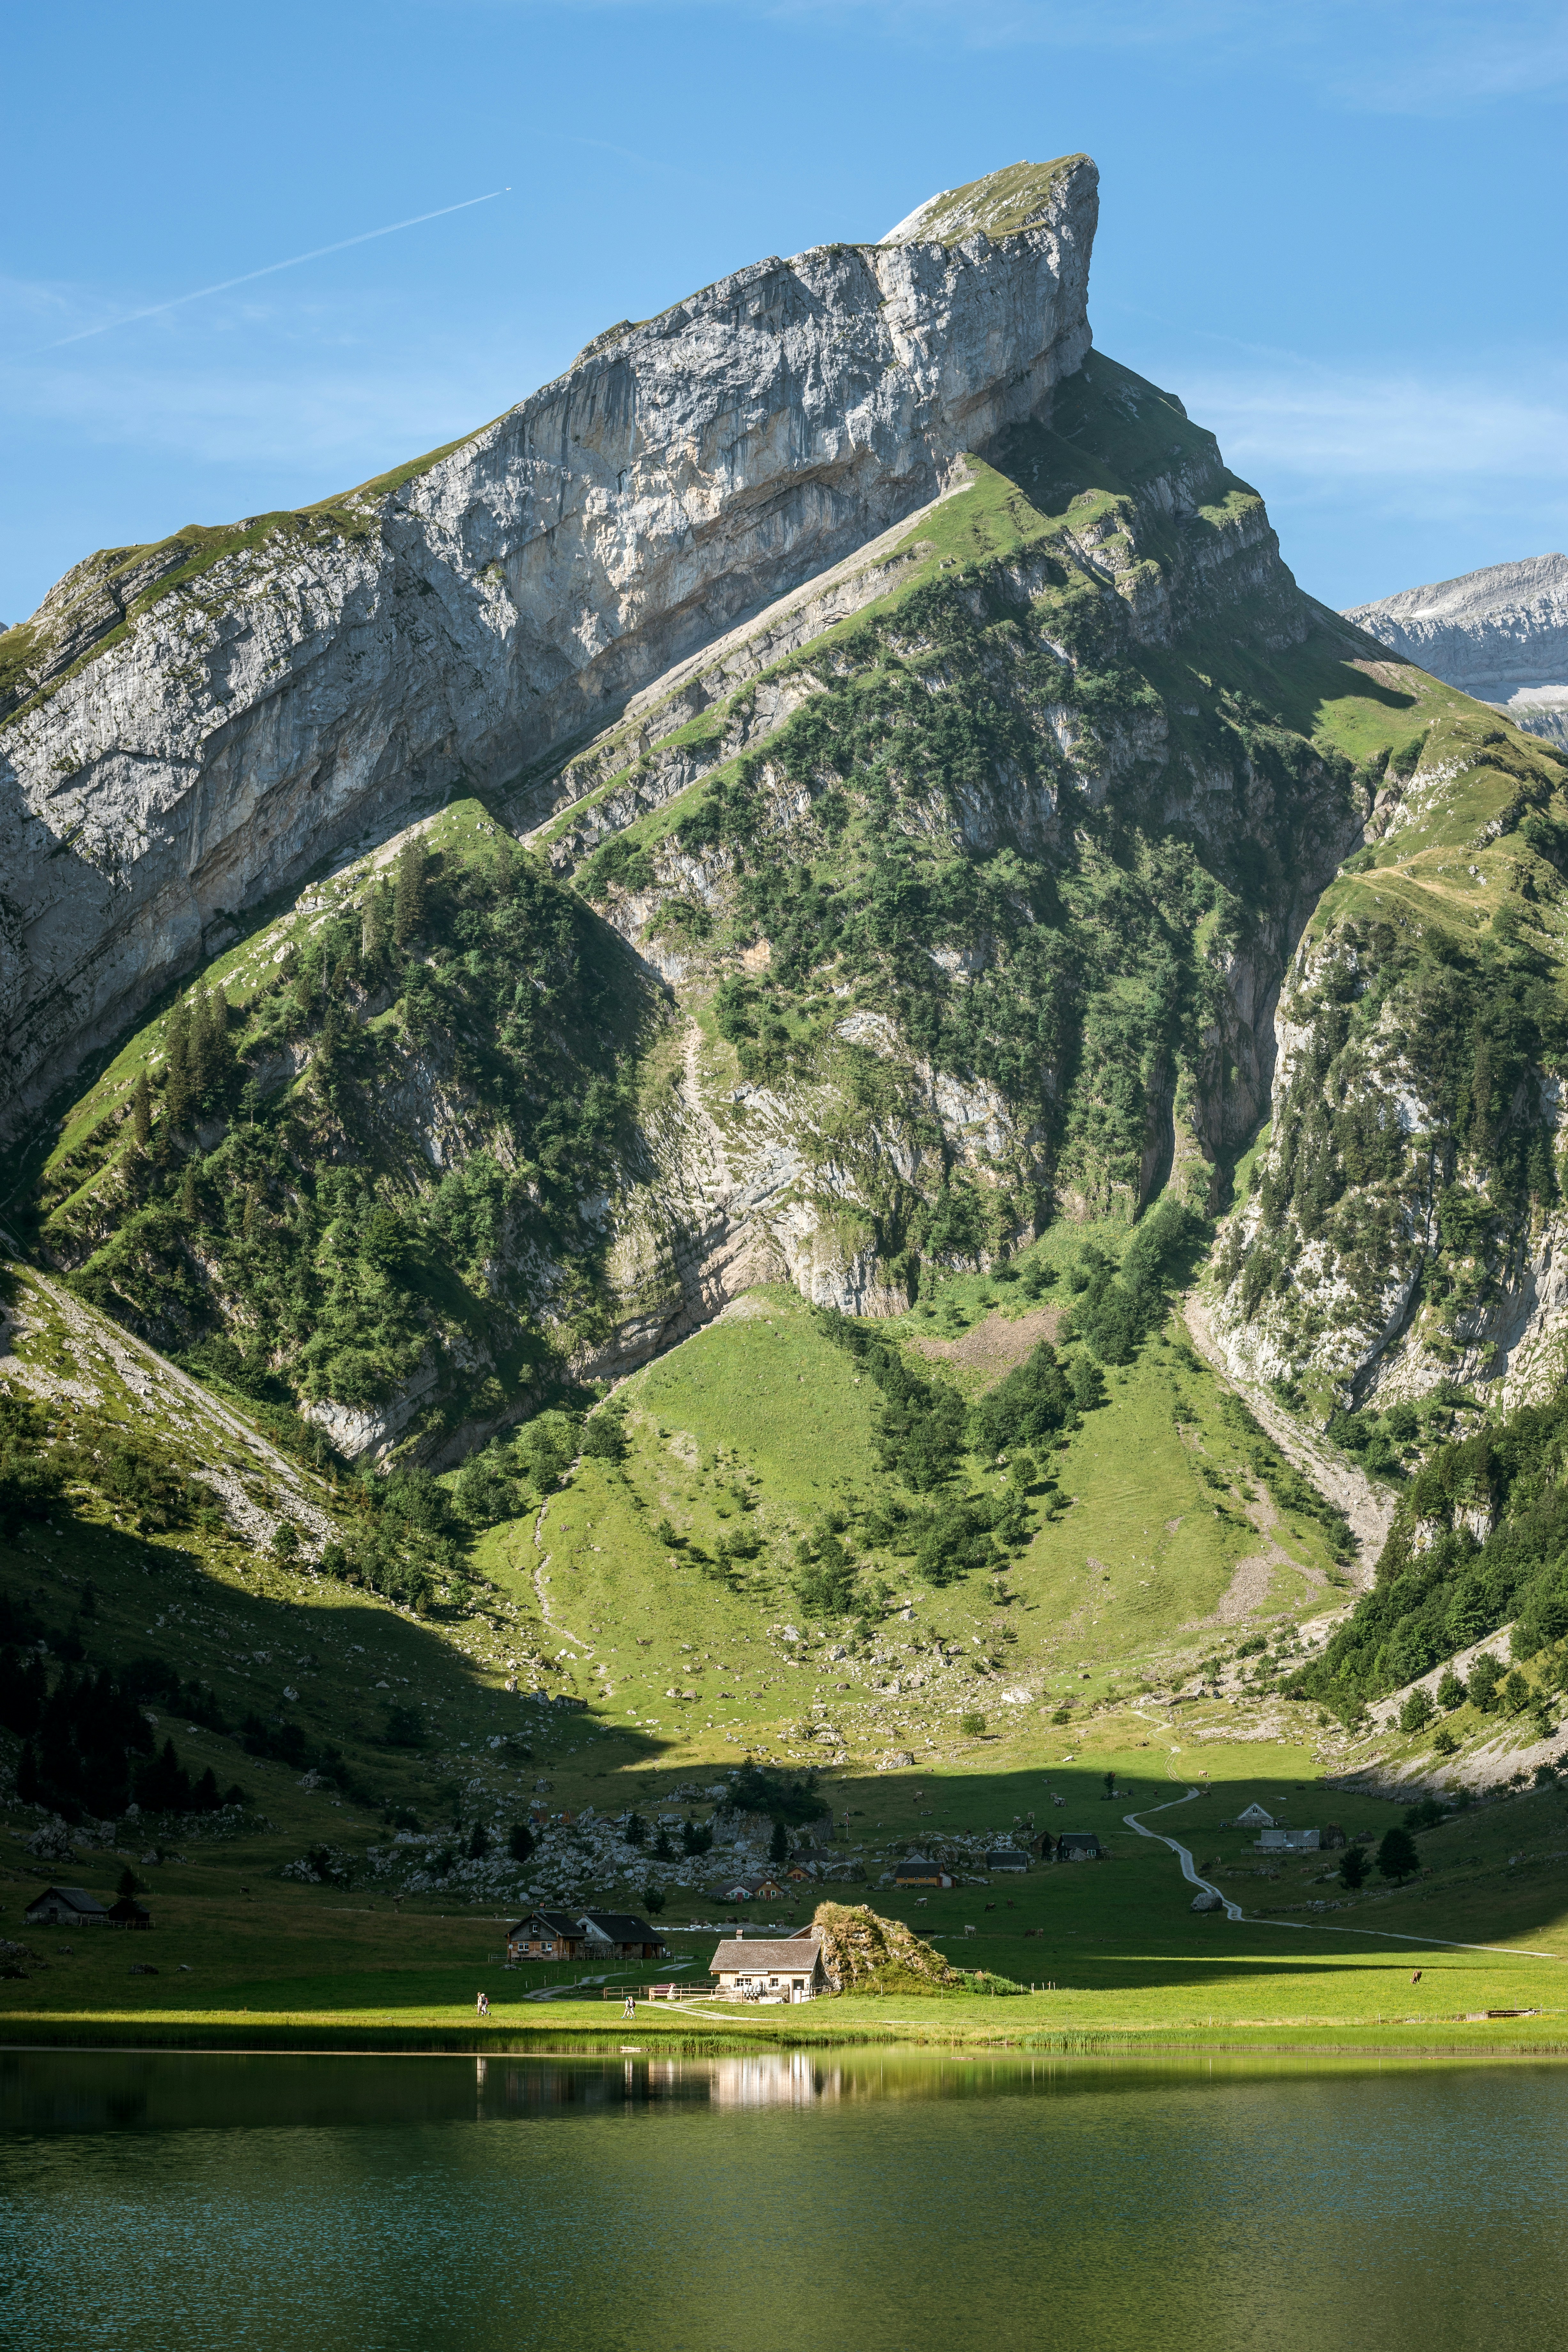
[164,998,193,1129]
[1377,1825,1419,1883]
[179,1162,198,1223]
[393,840,427,945]
[361,886,389,967]
[131,1070,151,1150]
[1471,1037,1495,1168]
[192,985,230,1104]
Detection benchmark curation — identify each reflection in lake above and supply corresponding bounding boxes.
[5,2049,1565,2349]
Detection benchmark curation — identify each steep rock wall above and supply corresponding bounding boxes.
[1208,700,1568,1420]
[0,156,1097,1135]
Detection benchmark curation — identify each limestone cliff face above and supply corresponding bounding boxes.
[0,155,1097,1135]
[1207,697,1568,1423]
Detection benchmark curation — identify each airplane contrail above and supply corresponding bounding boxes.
[41,188,511,350]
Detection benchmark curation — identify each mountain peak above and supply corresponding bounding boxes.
[880,154,1095,249]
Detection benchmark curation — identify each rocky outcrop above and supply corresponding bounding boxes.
[1346,554,1568,748]
[1206,699,1568,1423]
[0,155,1098,1137]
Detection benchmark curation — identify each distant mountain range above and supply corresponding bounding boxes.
[1346,554,1568,750]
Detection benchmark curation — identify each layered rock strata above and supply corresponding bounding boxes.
[0,155,1097,1133]
[1347,554,1568,749]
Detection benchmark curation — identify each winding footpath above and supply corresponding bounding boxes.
[1123,1787,1564,1961]
[1123,1789,1243,1918]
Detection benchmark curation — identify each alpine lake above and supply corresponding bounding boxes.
[4,2047,1565,2349]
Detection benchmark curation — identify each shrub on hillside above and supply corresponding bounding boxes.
[1399,1686,1434,1734]
[724,1765,828,1827]
[1377,1826,1419,1882]
[453,1443,519,1528]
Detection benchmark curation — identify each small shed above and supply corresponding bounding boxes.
[893,1860,954,1888]
[1234,1803,1274,1829]
[1055,1832,1103,1863]
[985,1849,1028,1873]
[107,1897,153,1930]
[1255,1827,1319,1853]
[24,1888,108,1928]
[709,1935,830,2002]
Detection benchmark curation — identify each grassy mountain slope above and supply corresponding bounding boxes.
[8,338,1568,2012]
[25,798,666,1460]
[6,1242,1568,2041]
[0,1218,1352,1881]
[22,348,1503,1475]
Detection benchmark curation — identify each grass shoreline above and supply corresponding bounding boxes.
[8,2007,1568,2058]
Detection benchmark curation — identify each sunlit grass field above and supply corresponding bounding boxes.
[10,1735,1568,2054]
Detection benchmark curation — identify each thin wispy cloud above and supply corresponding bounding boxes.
[1184,363,1568,485]
[508,0,1568,113]
[31,190,510,353]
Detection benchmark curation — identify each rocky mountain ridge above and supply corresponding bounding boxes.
[1208,696,1568,1419]
[1347,555,1568,750]
[14,152,1568,1478]
[0,155,1097,1137]
[24,335,1397,1460]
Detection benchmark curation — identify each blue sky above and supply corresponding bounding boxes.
[3,0,1565,621]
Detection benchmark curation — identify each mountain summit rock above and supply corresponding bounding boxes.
[0,155,1097,1134]
[1346,554,1568,749]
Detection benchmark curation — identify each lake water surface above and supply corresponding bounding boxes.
[4,2049,1564,2349]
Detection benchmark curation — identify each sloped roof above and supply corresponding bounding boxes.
[25,1886,107,1916]
[710,1938,827,1973]
[505,1910,583,1938]
[578,1912,666,1944]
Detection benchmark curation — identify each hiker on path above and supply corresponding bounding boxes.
[623,1994,635,2018]
[477,1991,490,2017]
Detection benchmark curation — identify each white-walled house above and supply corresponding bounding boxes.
[708,1934,831,2001]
